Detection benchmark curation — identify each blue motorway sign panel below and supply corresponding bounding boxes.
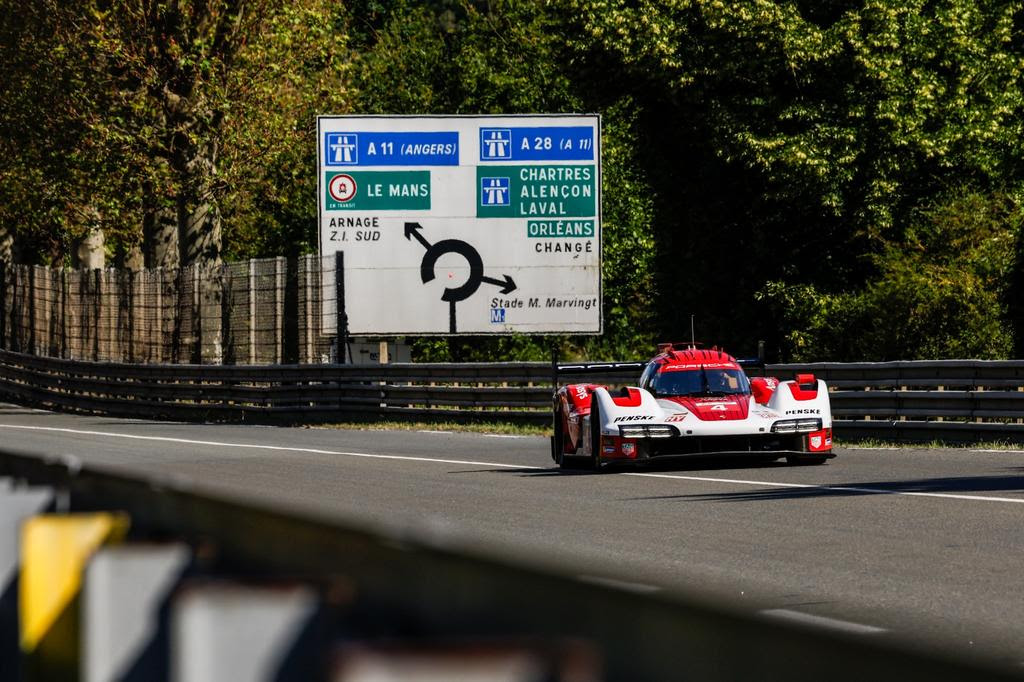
[479,127,595,161]
[324,131,459,166]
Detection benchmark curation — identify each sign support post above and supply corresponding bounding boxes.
[334,251,349,364]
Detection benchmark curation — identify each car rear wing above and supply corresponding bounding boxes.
[556,362,648,374]
[553,362,647,389]
[736,357,766,371]
[552,341,766,386]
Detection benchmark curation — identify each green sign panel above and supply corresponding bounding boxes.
[325,170,430,211]
[527,220,594,238]
[477,165,596,218]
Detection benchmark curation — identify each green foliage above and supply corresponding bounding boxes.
[574,0,1024,235]
[570,0,1024,357]
[220,4,353,258]
[0,1,121,263]
[0,0,352,264]
[759,191,1021,360]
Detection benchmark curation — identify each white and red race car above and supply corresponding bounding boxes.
[552,343,834,469]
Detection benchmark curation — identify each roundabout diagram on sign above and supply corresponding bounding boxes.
[405,222,516,332]
[328,174,356,202]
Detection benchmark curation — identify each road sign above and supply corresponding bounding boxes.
[317,115,601,335]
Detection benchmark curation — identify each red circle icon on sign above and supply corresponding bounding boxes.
[328,174,357,202]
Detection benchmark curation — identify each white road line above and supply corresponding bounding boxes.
[417,430,455,435]
[0,425,539,471]
[760,609,887,635]
[2,424,1024,506]
[576,574,661,594]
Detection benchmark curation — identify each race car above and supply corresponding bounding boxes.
[551,343,833,469]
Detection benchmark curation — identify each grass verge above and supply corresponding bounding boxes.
[836,437,1024,450]
[312,420,551,437]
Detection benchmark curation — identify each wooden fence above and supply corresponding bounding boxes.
[0,257,334,366]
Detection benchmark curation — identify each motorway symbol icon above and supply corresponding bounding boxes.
[405,222,516,333]
[480,128,512,160]
[326,133,358,164]
[480,177,510,206]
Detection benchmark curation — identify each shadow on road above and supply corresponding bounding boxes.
[468,456,802,478]
[626,473,1024,502]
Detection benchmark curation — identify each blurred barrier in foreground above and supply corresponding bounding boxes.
[3,349,1024,441]
[0,447,1018,681]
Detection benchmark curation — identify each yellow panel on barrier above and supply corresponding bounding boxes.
[19,513,130,668]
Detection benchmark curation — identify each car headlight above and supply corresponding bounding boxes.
[771,418,822,433]
[618,425,677,438]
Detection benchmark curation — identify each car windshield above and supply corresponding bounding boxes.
[650,367,750,397]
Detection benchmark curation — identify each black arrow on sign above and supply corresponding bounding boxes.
[481,273,517,295]
[404,221,431,250]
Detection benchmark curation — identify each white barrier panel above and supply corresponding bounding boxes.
[0,481,54,681]
[171,583,318,682]
[84,544,190,682]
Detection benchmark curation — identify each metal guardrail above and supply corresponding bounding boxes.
[0,447,1017,680]
[768,361,1024,442]
[2,349,1024,441]
[771,360,1024,388]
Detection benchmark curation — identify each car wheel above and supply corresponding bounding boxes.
[589,400,604,471]
[551,403,564,465]
[786,455,828,466]
[553,405,575,469]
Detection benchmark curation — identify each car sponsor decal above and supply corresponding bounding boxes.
[807,430,832,452]
[613,415,656,422]
[785,408,820,415]
[665,413,688,422]
[660,362,739,371]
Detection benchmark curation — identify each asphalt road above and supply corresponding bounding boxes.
[1,403,1023,672]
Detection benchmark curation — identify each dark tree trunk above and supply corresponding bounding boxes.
[0,222,13,263]
[143,195,180,269]
[173,132,221,267]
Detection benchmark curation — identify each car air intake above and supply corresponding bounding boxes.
[771,418,822,433]
[618,425,678,439]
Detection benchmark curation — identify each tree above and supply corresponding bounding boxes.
[571,0,1024,355]
[0,0,351,267]
[758,190,1021,360]
[0,1,119,265]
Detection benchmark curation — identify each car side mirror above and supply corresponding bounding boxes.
[795,373,816,388]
